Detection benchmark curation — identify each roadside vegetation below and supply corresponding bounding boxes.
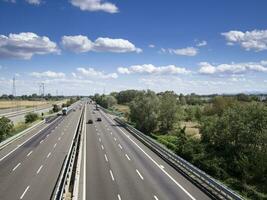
[92,90,267,200]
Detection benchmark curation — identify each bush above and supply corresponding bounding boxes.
[25,112,39,123]
[0,117,14,142]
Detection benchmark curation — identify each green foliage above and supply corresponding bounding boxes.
[52,104,60,112]
[0,117,14,142]
[93,94,117,109]
[158,91,180,132]
[116,90,143,104]
[25,112,39,123]
[129,90,159,134]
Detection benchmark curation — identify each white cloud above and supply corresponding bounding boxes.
[199,61,267,74]
[30,71,66,78]
[25,0,41,5]
[77,67,118,79]
[196,40,207,47]
[222,30,267,51]
[168,47,198,56]
[61,35,142,53]
[117,64,191,75]
[149,44,155,48]
[0,32,59,60]
[70,0,118,13]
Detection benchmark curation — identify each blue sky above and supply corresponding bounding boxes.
[0,0,267,95]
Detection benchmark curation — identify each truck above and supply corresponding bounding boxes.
[62,107,68,115]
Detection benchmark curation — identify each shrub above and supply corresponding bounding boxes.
[25,112,39,123]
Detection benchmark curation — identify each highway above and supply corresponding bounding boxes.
[82,103,211,200]
[0,103,83,200]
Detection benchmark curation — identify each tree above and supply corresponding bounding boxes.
[25,112,39,123]
[0,117,14,142]
[52,104,60,112]
[158,92,180,132]
[129,90,159,134]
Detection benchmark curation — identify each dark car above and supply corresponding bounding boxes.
[87,119,93,124]
[97,117,102,121]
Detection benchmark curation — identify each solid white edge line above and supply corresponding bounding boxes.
[20,185,30,199]
[0,122,51,162]
[83,104,87,200]
[102,111,196,200]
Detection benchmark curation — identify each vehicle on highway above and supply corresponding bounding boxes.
[62,107,68,115]
[87,119,93,124]
[96,117,102,121]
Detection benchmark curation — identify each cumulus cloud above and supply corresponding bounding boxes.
[25,0,41,5]
[70,0,118,13]
[117,64,191,75]
[149,44,155,48]
[199,61,267,74]
[77,67,118,79]
[0,32,59,59]
[222,30,267,51]
[30,71,66,78]
[168,47,198,56]
[61,35,142,53]
[196,40,207,47]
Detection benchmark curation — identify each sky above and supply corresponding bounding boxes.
[0,0,267,95]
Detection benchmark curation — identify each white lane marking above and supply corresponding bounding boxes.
[58,137,61,141]
[27,151,33,157]
[0,123,51,162]
[117,194,121,200]
[36,165,43,174]
[109,170,115,181]
[118,144,123,149]
[12,162,21,171]
[154,195,159,200]
[125,154,131,161]
[114,137,117,141]
[101,145,104,150]
[40,139,44,144]
[54,143,57,148]
[136,169,144,180]
[20,185,30,199]
[160,165,165,169]
[46,134,50,138]
[99,138,101,142]
[47,152,51,158]
[104,154,108,162]
[103,112,196,200]
[110,132,113,135]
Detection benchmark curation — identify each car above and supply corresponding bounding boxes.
[97,117,102,121]
[87,119,93,124]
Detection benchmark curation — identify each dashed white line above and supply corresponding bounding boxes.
[110,132,113,135]
[46,134,50,138]
[117,194,121,200]
[54,143,57,148]
[20,185,30,199]
[27,151,33,157]
[114,137,117,141]
[36,165,43,174]
[109,170,115,181]
[40,139,44,144]
[101,145,104,150]
[136,169,144,180]
[47,152,51,158]
[125,154,131,161]
[99,138,101,142]
[154,195,159,200]
[104,154,108,162]
[12,163,21,171]
[58,137,61,141]
[118,144,123,149]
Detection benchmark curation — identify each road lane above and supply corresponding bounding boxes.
[0,103,83,200]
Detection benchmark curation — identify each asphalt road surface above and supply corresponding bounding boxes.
[0,104,83,200]
[83,104,211,200]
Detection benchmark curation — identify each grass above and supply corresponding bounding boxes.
[112,104,130,113]
[180,121,201,139]
[0,99,68,110]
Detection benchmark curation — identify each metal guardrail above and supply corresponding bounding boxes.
[52,106,84,200]
[111,116,243,200]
